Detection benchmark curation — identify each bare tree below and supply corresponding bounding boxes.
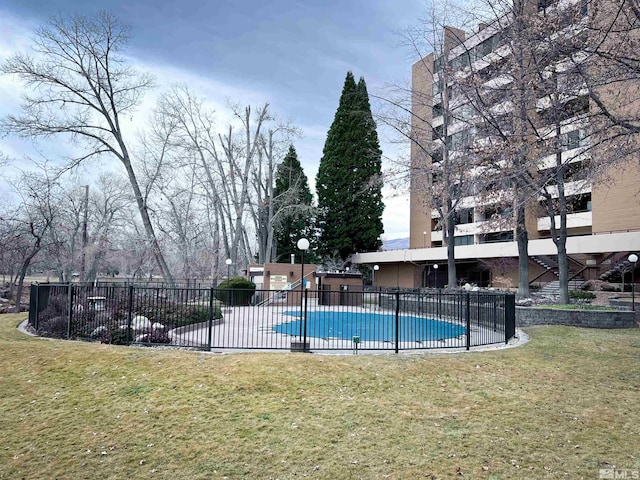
[250,123,301,264]
[378,3,486,288]
[576,1,640,137]
[1,12,173,282]
[152,86,300,273]
[0,167,60,311]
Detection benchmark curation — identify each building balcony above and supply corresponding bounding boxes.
[431,218,508,242]
[537,211,592,231]
[540,180,591,199]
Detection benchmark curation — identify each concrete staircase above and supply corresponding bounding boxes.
[532,255,586,296]
[538,279,586,297]
[531,255,557,272]
[599,253,634,282]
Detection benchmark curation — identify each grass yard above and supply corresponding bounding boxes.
[0,313,639,479]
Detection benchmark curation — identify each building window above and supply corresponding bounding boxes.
[478,55,509,82]
[483,204,513,220]
[569,193,592,213]
[538,0,557,12]
[449,127,476,150]
[541,160,589,185]
[540,96,589,123]
[434,56,443,74]
[450,51,472,70]
[581,0,588,16]
[565,161,588,182]
[452,103,475,124]
[481,231,514,243]
[455,208,474,225]
[474,34,499,60]
[454,235,474,246]
[542,192,592,214]
[431,148,443,164]
[433,79,444,97]
[561,129,589,150]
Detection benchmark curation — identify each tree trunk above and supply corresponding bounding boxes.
[446,206,457,289]
[14,249,39,313]
[120,153,174,284]
[515,202,530,298]
[555,148,570,304]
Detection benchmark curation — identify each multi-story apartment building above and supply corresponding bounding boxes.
[354,0,640,291]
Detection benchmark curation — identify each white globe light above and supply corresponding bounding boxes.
[629,254,639,264]
[225,258,232,265]
[297,238,310,251]
[373,265,379,271]
[433,264,439,270]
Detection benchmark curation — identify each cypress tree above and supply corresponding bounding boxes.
[316,72,384,260]
[273,145,314,262]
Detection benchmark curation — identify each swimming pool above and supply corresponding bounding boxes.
[272,310,466,342]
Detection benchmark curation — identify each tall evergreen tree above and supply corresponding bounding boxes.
[273,145,314,263]
[316,72,384,260]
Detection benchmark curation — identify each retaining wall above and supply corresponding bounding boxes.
[516,307,637,329]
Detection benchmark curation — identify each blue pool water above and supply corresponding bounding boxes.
[272,310,466,342]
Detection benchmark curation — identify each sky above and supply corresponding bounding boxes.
[0,0,427,240]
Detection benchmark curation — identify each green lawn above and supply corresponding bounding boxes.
[1,313,639,479]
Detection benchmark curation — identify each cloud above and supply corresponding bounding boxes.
[0,4,411,241]
[382,191,410,239]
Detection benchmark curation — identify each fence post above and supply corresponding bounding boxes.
[207,287,214,351]
[33,284,39,331]
[505,293,516,344]
[66,283,73,339]
[126,285,134,345]
[303,288,308,352]
[493,296,497,332]
[395,291,400,354]
[465,292,471,351]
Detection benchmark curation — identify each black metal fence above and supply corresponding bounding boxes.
[28,283,516,352]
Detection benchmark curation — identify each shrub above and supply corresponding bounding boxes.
[38,316,68,338]
[569,290,596,301]
[102,326,132,345]
[36,294,69,338]
[72,309,109,338]
[136,302,222,328]
[136,329,171,344]
[106,291,134,322]
[582,280,621,292]
[38,294,68,322]
[215,277,256,306]
[172,304,222,328]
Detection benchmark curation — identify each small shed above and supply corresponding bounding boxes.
[316,272,364,307]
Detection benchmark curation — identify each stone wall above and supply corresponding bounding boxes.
[516,307,637,329]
